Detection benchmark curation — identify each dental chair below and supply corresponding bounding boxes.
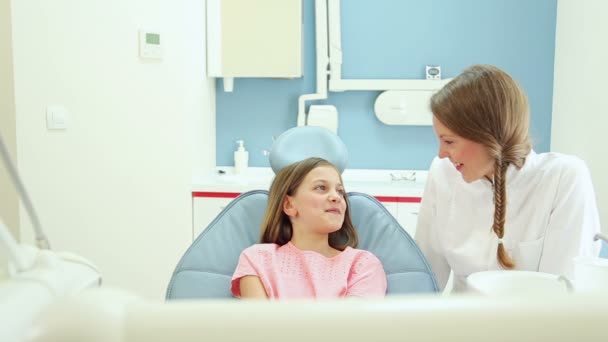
[166,126,438,299]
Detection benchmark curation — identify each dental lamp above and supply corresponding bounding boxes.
[0,131,101,342]
[0,130,101,276]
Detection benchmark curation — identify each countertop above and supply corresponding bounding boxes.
[192,167,428,198]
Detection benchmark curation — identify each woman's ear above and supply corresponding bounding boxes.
[283,196,297,217]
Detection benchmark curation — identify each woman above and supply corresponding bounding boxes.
[415,64,601,292]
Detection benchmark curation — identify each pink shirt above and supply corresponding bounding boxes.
[231,242,387,299]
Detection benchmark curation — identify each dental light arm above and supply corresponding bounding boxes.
[0,131,50,250]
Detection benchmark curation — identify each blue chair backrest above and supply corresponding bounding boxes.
[166,190,439,299]
[166,190,268,299]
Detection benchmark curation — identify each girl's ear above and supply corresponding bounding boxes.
[283,195,298,217]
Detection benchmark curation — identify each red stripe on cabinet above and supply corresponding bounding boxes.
[192,191,241,198]
[374,196,421,203]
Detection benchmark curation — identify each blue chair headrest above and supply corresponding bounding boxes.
[269,126,348,174]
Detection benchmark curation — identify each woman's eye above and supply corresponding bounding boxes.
[444,140,454,145]
[337,189,345,196]
[315,185,326,191]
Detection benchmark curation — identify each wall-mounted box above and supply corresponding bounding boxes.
[207,0,302,89]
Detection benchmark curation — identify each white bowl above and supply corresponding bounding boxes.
[466,270,572,296]
[573,256,608,293]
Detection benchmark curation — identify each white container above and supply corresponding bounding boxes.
[466,270,573,296]
[234,140,249,175]
[374,90,435,126]
[573,256,608,293]
[307,105,338,134]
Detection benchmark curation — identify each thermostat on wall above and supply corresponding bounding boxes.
[139,30,162,60]
[426,65,441,80]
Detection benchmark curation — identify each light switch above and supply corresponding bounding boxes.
[46,105,68,130]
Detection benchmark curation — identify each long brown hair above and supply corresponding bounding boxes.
[430,64,532,269]
[260,157,358,250]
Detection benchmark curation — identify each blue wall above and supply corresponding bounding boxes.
[216,0,557,170]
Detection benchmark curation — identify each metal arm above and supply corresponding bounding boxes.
[0,131,50,249]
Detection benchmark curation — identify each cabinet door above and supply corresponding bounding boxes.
[192,197,234,241]
[207,0,303,78]
[397,202,421,238]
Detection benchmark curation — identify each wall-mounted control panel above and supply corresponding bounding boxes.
[426,65,442,80]
[139,30,162,60]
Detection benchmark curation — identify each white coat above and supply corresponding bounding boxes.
[415,151,602,292]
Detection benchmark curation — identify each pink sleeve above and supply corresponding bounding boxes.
[230,247,260,298]
[346,252,387,297]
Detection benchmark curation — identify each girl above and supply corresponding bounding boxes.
[231,157,387,299]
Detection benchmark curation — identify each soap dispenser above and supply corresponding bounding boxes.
[234,140,249,174]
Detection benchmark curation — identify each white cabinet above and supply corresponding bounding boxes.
[192,197,234,240]
[207,0,303,83]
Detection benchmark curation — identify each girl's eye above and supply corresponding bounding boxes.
[337,189,345,196]
[315,185,326,191]
[444,140,454,145]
